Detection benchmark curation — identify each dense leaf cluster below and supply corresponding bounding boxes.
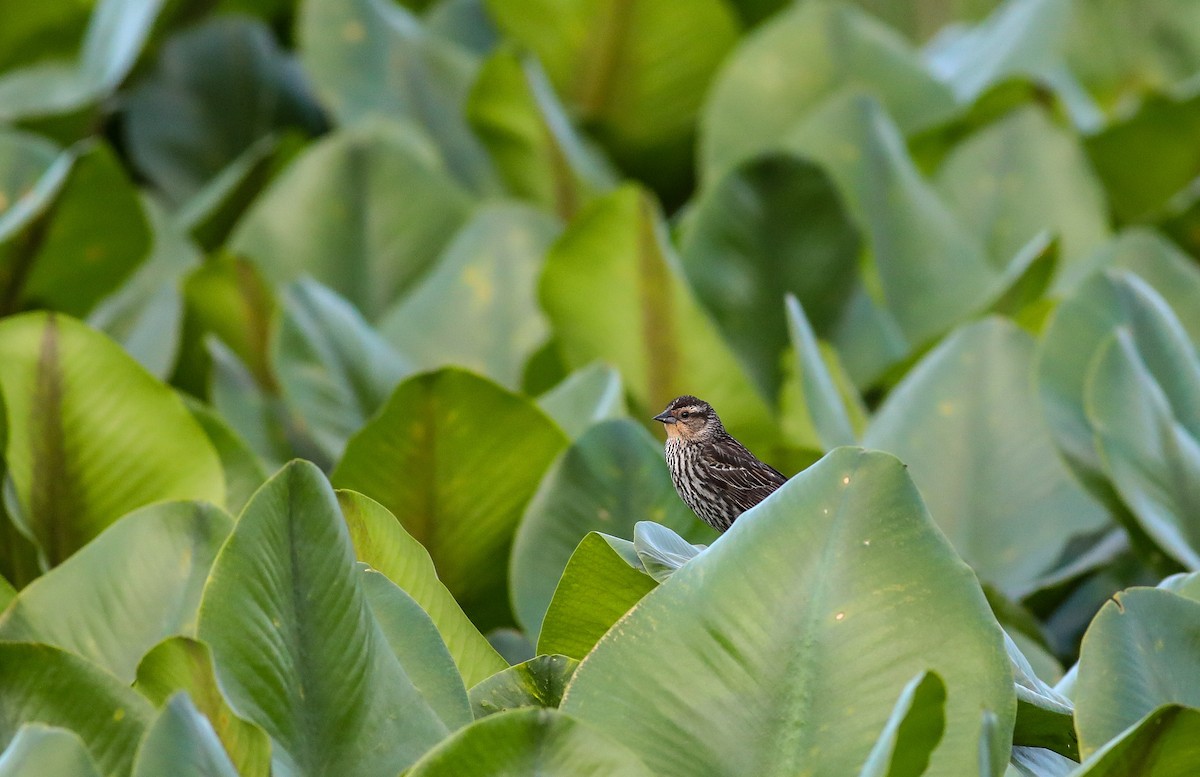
[2,0,1200,774]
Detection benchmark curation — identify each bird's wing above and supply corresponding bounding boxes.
[700,438,787,500]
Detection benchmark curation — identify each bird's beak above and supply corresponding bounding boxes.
[652,410,675,424]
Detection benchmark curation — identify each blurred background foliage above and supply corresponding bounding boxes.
[5,0,1200,773]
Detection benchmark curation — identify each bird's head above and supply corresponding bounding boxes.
[653,395,722,442]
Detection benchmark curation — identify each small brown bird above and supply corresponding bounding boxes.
[653,395,787,532]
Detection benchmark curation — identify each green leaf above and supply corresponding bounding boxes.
[0,130,69,244]
[1038,271,1200,498]
[379,203,561,389]
[679,154,861,396]
[1084,93,1200,223]
[560,448,1016,777]
[229,120,475,320]
[1074,589,1200,758]
[0,0,165,121]
[859,671,947,777]
[196,461,448,776]
[1085,331,1200,569]
[206,338,297,471]
[934,106,1110,273]
[631,521,705,583]
[131,693,238,777]
[700,0,957,181]
[88,196,201,378]
[539,184,775,449]
[1068,704,1200,776]
[864,318,1108,594]
[510,419,706,636]
[536,363,626,440]
[1006,631,1078,759]
[273,278,411,462]
[17,142,151,318]
[134,637,270,777]
[0,725,102,777]
[297,0,496,192]
[122,17,323,206]
[0,643,154,777]
[467,47,615,219]
[488,0,739,193]
[468,654,579,719]
[338,489,507,688]
[333,368,568,630]
[1159,571,1200,602]
[536,532,658,660]
[182,398,269,516]
[405,707,655,777]
[785,295,858,450]
[360,567,472,730]
[0,312,224,566]
[0,501,231,683]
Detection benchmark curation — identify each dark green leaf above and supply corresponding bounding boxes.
[468,654,578,719]
[859,671,947,777]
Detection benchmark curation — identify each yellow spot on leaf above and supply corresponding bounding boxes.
[938,400,955,417]
[462,266,493,304]
[113,708,125,722]
[342,20,365,42]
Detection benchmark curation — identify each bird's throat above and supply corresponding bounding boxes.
[663,423,682,440]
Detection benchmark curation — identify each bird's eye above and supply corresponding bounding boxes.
[680,411,691,419]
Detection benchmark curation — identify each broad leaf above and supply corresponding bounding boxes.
[632,521,705,583]
[333,369,568,630]
[229,120,474,320]
[536,532,657,660]
[536,363,626,440]
[0,725,101,777]
[0,313,224,566]
[338,490,507,688]
[1074,588,1200,758]
[1067,705,1200,777]
[561,448,1016,777]
[131,693,238,777]
[379,203,560,389]
[0,643,154,777]
[468,654,578,719]
[405,708,655,777]
[0,501,231,683]
[539,184,775,449]
[510,419,705,636]
[197,461,448,776]
[865,318,1108,594]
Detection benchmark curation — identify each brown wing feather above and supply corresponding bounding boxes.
[699,435,786,510]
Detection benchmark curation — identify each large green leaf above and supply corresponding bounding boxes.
[272,278,411,462]
[0,313,224,566]
[1074,589,1200,758]
[0,725,101,777]
[510,419,706,636]
[1037,271,1200,495]
[122,17,323,206]
[405,708,655,777]
[539,184,775,449]
[468,654,578,719]
[134,637,270,777]
[333,369,568,629]
[338,490,507,688]
[1068,705,1200,777]
[0,501,231,683]
[934,106,1110,273]
[467,47,615,218]
[196,461,448,776]
[16,141,150,318]
[0,0,164,121]
[561,448,1015,776]
[88,197,200,379]
[0,643,154,777]
[700,0,957,181]
[536,532,658,660]
[360,567,472,730]
[487,0,739,193]
[536,363,626,440]
[229,120,474,320]
[379,203,560,389]
[678,153,861,396]
[1085,331,1200,569]
[864,318,1108,594]
[131,693,238,777]
[297,0,495,192]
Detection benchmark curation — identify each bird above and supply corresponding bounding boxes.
[652,395,787,532]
